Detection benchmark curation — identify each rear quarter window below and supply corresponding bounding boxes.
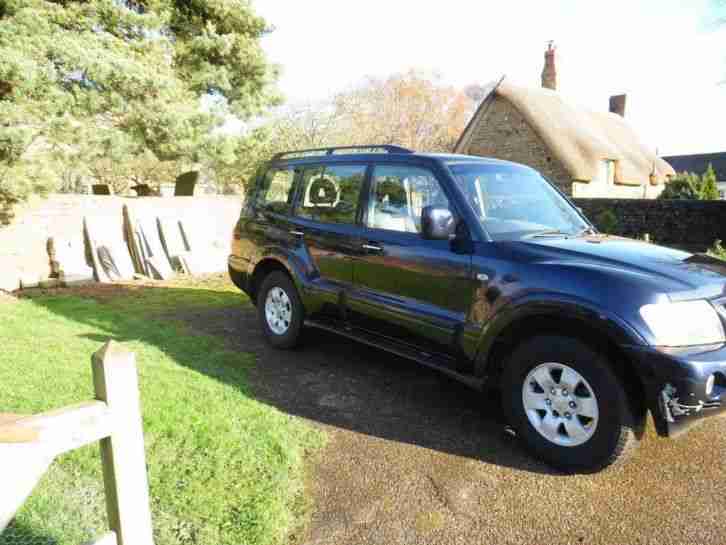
[248,167,297,215]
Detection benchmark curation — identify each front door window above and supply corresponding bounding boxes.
[367,165,450,233]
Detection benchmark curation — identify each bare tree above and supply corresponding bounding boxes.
[331,70,477,152]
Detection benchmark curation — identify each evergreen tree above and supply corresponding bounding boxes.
[699,163,720,200]
[660,166,721,201]
[659,172,700,200]
[0,0,279,204]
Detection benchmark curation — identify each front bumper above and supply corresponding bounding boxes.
[624,343,726,437]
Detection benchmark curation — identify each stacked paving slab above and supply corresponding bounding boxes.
[0,195,241,292]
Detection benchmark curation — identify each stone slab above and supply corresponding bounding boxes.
[145,256,174,280]
[136,218,174,279]
[84,216,136,282]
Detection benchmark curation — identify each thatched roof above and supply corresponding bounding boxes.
[455,79,675,186]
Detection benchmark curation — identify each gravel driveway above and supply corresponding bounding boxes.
[189,303,726,545]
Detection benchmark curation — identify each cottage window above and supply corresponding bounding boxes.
[595,160,616,186]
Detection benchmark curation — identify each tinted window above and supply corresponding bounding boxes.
[297,164,366,224]
[367,165,450,234]
[256,167,297,214]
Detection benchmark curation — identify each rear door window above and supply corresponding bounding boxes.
[256,167,297,214]
[296,164,366,224]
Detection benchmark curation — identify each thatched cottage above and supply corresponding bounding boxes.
[454,45,674,198]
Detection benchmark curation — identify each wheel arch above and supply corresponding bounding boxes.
[478,304,649,425]
[249,254,300,305]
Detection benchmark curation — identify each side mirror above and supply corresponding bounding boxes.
[421,206,455,240]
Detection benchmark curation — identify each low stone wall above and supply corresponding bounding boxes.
[574,198,726,252]
[0,194,241,292]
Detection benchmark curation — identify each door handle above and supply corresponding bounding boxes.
[289,230,305,237]
[362,243,382,252]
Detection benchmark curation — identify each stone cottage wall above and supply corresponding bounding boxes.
[464,97,574,194]
[572,178,664,200]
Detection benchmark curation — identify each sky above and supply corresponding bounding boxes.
[254,0,726,156]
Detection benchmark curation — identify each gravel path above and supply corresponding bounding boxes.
[187,304,726,545]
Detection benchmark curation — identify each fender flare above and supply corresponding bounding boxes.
[474,292,648,378]
[250,247,321,310]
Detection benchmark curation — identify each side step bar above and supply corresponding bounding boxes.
[304,319,486,391]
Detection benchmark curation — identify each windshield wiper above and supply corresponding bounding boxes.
[526,229,570,238]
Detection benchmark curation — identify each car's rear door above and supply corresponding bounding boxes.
[287,162,369,318]
[348,163,475,357]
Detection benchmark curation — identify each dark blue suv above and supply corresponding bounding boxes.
[229,145,726,472]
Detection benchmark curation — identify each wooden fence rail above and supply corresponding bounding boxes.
[0,341,154,545]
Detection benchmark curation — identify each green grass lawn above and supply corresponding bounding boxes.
[0,276,323,545]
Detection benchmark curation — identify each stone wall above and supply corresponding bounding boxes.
[574,198,726,252]
[465,96,573,195]
[0,194,242,292]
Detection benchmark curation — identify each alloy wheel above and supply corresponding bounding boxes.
[522,362,599,447]
[264,287,292,335]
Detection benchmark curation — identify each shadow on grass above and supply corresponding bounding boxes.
[23,281,553,476]
[1,521,59,545]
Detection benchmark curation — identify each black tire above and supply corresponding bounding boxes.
[256,271,304,349]
[501,336,641,473]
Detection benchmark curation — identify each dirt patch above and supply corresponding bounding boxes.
[173,297,726,545]
[17,273,229,303]
[19,282,141,302]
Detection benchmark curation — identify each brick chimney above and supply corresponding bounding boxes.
[609,94,627,117]
[541,41,557,91]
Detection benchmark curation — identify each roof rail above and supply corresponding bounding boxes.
[272,145,413,161]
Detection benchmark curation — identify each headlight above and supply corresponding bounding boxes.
[639,300,725,347]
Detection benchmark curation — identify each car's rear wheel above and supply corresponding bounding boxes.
[257,271,304,349]
[501,336,640,473]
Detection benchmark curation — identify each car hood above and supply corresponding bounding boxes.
[514,235,726,300]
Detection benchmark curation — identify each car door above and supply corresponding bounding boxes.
[349,163,475,356]
[287,162,368,318]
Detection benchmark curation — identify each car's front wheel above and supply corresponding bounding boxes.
[501,336,641,473]
[257,271,304,349]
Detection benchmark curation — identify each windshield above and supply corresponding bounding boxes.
[449,162,590,241]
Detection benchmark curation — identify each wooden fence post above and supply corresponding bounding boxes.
[92,341,154,545]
